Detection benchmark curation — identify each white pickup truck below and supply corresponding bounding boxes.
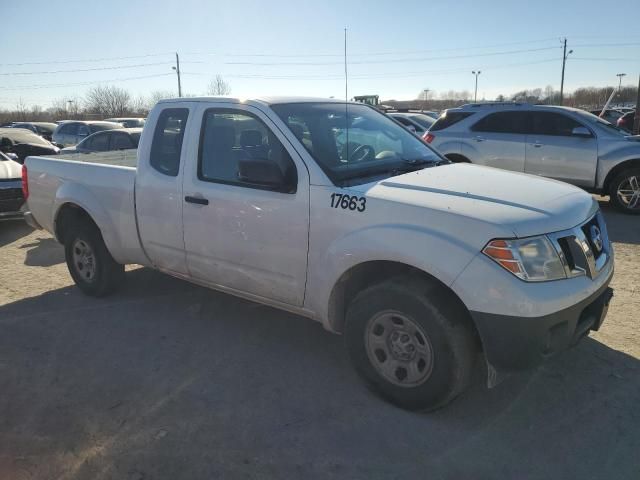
[23,97,614,411]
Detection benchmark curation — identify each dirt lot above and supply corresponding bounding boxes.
[1,198,639,479]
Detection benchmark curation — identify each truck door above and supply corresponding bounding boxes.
[525,111,597,187]
[135,106,191,275]
[465,111,527,172]
[182,103,309,306]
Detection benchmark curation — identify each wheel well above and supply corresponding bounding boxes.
[445,153,471,163]
[327,261,481,346]
[603,159,640,194]
[54,203,99,245]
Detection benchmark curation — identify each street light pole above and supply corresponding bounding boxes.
[559,38,573,105]
[472,71,481,102]
[616,73,627,105]
[422,89,430,111]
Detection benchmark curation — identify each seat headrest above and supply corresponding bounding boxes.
[240,129,263,148]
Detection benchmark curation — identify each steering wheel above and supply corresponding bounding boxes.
[350,144,375,162]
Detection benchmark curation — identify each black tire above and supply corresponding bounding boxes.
[609,168,640,215]
[64,223,124,297]
[344,276,477,411]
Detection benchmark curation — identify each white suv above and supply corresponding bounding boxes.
[424,103,640,214]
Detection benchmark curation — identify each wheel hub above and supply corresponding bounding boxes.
[617,175,640,210]
[387,329,417,361]
[72,239,96,281]
[365,311,434,387]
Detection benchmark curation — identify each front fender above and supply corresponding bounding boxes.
[596,146,640,189]
[306,223,480,327]
[52,181,123,260]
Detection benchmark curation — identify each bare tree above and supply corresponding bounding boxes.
[207,75,231,96]
[15,98,28,121]
[146,90,176,110]
[84,85,132,117]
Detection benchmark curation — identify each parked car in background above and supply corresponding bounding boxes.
[0,150,24,219]
[419,110,440,119]
[52,121,122,147]
[425,103,640,213]
[0,128,60,163]
[61,128,142,153]
[387,112,435,137]
[105,117,146,128]
[10,122,58,141]
[389,112,435,136]
[589,109,625,125]
[617,111,636,133]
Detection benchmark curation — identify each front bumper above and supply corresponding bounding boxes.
[470,274,614,372]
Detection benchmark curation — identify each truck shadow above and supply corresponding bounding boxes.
[0,267,638,479]
[20,237,65,267]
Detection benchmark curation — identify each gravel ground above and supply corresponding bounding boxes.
[0,198,638,480]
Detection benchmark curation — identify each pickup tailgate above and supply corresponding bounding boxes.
[25,152,147,265]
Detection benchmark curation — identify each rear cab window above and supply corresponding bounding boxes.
[150,108,189,176]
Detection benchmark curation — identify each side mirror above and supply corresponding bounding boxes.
[405,124,417,133]
[6,152,19,161]
[238,158,291,192]
[572,126,592,137]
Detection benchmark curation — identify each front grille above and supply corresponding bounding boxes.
[548,211,611,280]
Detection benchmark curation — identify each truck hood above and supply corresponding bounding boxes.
[0,158,22,180]
[348,163,596,238]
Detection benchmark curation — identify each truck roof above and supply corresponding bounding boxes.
[156,96,352,107]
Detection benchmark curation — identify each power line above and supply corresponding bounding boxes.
[0,73,174,91]
[0,52,174,67]
[223,46,562,66]
[183,37,562,58]
[0,61,205,76]
[185,58,560,81]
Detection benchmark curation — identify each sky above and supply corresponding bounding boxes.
[1,0,639,109]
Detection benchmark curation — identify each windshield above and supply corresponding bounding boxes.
[574,110,629,136]
[271,102,443,185]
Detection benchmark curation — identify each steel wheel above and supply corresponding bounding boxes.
[365,310,434,387]
[71,239,96,282]
[616,174,640,210]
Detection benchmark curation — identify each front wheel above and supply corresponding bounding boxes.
[344,277,477,411]
[609,168,640,214]
[64,224,124,296]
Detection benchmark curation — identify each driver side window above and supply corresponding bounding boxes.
[198,109,297,191]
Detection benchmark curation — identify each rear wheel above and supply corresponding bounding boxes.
[64,224,124,296]
[344,277,477,411]
[609,168,640,214]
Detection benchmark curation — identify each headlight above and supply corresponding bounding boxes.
[482,236,566,282]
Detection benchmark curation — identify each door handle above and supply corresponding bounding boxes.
[532,142,543,148]
[185,195,209,205]
[474,136,485,142]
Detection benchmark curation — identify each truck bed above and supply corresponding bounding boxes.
[57,150,138,168]
[25,152,148,266]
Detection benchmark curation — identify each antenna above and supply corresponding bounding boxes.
[344,27,349,162]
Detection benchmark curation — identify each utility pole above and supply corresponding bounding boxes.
[173,52,182,97]
[634,74,640,135]
[559,38,573,105]
[472,71,481,102]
